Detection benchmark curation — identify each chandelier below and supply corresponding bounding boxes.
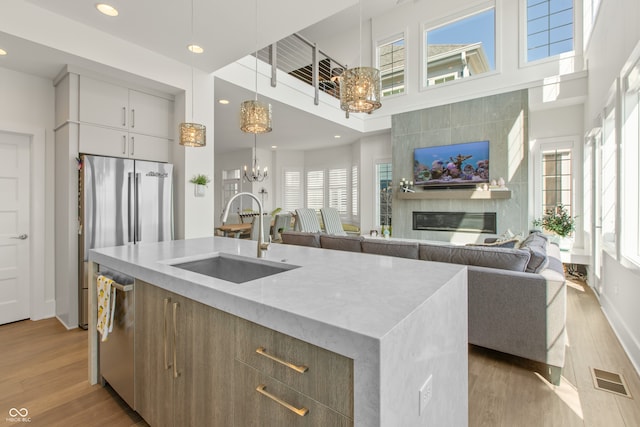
[179,0,206,147]
[244,134,268,182]
[339,0,382,118]
[239,0,272,134]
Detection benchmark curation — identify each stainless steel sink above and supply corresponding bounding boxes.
[171,253,298,284]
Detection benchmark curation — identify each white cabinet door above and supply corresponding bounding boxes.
[129,134,170,163]
[79,76,129,129]
[79,124,128,158]
[129,90,173,139]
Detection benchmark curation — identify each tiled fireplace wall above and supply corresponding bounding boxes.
[391,90,529,243]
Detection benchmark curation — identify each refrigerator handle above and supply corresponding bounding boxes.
[128,172,134,243]
[135,173,142,242]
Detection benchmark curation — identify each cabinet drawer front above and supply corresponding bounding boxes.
[234,361,353,427]
[235,318,353,418]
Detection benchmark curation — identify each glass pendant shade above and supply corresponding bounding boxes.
[240,100,272,134]
[179,122,206,147]
[339,66,382,114]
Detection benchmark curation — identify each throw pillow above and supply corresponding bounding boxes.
[519,232,549,273]
[468,238,520,249]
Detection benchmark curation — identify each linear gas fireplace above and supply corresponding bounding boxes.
[413,211,497,234]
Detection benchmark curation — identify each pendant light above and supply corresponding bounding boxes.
[179,0,206,147]
[339,0,382,118]
[243,134,268,182]
[240,0,272,134]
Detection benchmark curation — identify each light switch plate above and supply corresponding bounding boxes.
[419,374,433,415]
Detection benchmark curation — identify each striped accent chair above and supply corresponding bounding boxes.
[320,207,347,236]
[294,208,322,233]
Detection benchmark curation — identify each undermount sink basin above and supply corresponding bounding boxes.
[171,253,299,284]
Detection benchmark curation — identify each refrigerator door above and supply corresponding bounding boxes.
[134,160,173,243]
[83,155,135,260]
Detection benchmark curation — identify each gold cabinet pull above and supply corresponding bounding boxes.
[163,298,171,370]
[172,302,180,378]
[256,384,308,417]
[255,347,308,373]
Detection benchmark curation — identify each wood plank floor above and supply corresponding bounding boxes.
[1,277,638,426]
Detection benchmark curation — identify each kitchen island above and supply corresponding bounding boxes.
[88,237,468,426]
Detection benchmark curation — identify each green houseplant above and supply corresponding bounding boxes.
[189,174,211,187]
[533,204,576,238]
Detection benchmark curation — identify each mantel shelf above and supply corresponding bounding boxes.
[397,189,511,200]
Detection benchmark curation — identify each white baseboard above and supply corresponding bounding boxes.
[600,295,640,378]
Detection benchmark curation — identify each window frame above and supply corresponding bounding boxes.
[281,167,303,214]
[420,1,499,91]
[376,32,407,99]
[520,0,576,67]
[374,160,393,229]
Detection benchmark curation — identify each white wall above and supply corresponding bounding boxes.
[0,66,56,321]
[584,0,640,374]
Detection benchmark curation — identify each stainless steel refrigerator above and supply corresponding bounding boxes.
[78,154,173,328]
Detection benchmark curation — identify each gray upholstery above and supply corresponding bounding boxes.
[420,243,531,272]
[281,233,567,379]
[519,232,550,273]
[280,231,321,248]
[320,234,364,252]
[361,239,419,259]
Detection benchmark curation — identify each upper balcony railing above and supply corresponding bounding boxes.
[256,33,347,106]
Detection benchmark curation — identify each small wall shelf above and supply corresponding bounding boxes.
[396,189,511,200]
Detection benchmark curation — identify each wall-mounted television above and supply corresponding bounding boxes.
[413,140,490,189]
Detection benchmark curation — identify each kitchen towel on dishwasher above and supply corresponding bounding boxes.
[97,275,117,342]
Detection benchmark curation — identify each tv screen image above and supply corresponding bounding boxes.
[413,140,490,188]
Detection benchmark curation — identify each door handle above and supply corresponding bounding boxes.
[172,302,180,379]
[163,297,171,370]
[131,109,135,128]
[130,136,135,156]
[10,234,28,240]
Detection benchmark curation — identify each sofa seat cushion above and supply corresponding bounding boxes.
[361,239,419,259]
[519,232,550,273]
[281,231,321,248]
[320,234,364,252]
[419,243,531,272]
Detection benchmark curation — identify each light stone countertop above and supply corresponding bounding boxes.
[89,236,469,426]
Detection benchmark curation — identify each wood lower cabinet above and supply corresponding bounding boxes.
[235,318,353,426]
[135,280,353,426]
[135,280,234,427]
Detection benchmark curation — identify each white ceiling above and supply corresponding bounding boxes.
[2,0,400,153]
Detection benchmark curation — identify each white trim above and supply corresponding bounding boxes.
[376,29,409,97]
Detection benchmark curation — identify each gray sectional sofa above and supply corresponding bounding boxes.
[280,230,567,384]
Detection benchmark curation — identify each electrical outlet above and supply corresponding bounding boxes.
[419,374,433,415]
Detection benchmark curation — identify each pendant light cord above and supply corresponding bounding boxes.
[254,0,259,101]
[190,0,195,122]
[358,0,362,69]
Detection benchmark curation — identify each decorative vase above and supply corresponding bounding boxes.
[194,184,205,197]
[558,236,574,251]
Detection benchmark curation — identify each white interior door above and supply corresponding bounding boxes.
[0,131,30,324]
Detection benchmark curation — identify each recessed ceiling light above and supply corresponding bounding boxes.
[187,44,204,54]
[271,145,277,149]
[96,3,119,17]
[218,99,230,105]
[0,48,7,56]
[334,135,341,139]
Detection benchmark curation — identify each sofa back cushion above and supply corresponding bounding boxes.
[320,234,364,252]
[419,243,531,272]
[361,239,419,259]
[281,231,321,248]
[519,232,550,273]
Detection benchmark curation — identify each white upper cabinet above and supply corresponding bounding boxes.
[79,76,174,140]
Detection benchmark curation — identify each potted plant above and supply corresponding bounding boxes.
[532,204,576,250]
[189,174,210,197]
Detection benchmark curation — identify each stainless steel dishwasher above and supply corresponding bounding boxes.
[98,271,135,409]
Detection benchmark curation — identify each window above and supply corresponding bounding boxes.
[378,35,405,96]
[375,162,393,228]
[424,6,495,87]
[352,165,359,217]
[306,170,324,210]
[282,168,302,213]
[622,59,640,265]
[329,168,347,214]
[541,149,573,215]
[601,106,617,247]
[526,0,573,62]
[222,169,241,213]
